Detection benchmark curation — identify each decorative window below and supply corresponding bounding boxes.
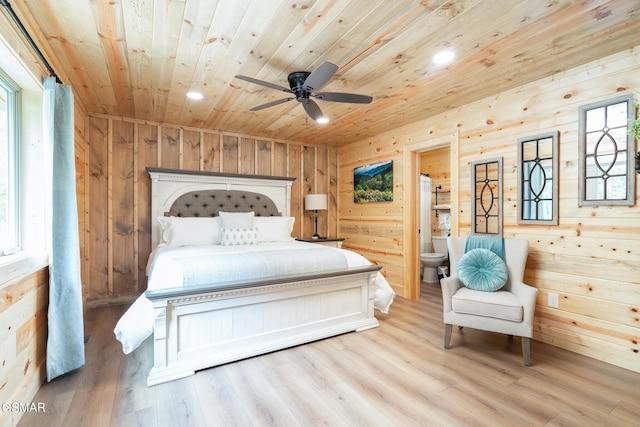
[517,131,559,225]
[0,68,20,253]
[471,157,502,235]
[578,94,636,206]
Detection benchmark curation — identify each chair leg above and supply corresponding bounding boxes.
[522,337,531,366]
[444,324,452,349]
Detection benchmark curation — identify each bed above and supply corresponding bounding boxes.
[114,167,395,386]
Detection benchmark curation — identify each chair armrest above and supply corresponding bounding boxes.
[510,281,539,325]
[440,276,462,313]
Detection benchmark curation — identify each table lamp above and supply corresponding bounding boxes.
[304,194,327,239]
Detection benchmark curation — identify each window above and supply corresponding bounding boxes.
[0,69,20,253]
[578,94,636,206]
[517,131,559,225]
[471,157,503,235]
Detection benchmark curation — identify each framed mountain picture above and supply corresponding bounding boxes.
[353,160,393,203]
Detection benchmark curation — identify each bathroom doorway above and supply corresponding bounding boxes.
[401,133,457,299]
[419,148,451,285]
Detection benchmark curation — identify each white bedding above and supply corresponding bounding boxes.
[114,241,395,354]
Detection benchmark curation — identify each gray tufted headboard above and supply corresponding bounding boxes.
[147,168,296,247]
[167,189,281,217]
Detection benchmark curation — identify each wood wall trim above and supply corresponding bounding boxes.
[402,133,457,299]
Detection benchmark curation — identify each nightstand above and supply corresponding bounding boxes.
[296,237,345,248]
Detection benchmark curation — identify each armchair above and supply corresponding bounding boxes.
[440,236,538,365]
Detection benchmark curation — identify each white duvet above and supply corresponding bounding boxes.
[114,241,395,354]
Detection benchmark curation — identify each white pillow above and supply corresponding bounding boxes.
[218,211,255,228]
[157,216,222,246]
[253,216,295,243]
[220,227,258,246]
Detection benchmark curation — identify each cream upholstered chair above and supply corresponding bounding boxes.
[440,236,538,365]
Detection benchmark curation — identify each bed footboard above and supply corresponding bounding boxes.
[145,266,381,386]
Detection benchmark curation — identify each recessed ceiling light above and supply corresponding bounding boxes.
[316,117,329,124]
[432,50,456,65]
[186,91,204,100]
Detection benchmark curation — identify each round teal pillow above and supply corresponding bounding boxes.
[458,248,508,292]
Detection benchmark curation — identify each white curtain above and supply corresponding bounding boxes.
[45,77,85,381]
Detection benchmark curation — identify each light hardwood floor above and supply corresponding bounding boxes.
[19,283,640,427]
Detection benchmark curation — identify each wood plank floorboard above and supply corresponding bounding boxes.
[17,283,640,427]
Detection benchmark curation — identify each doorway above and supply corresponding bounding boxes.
[401,133,458,299]
[419,147,451,284]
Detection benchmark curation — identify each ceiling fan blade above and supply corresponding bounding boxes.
[235,75,292,93]
[301,99,324,121]
[302,62,338,92]
[249,97,294,111]
[314,92,373,104]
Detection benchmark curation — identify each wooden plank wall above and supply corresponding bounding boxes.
[0,266,49,427]
[75,96,88,301]
[84,114,338,307]
[339,144,405,294]
[339,47,640,373]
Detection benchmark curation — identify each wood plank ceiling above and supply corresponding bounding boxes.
[16,0,640,147]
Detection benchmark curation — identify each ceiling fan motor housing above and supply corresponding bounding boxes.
[288,71,311,101]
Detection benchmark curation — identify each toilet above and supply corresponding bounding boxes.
[420,235,449,283]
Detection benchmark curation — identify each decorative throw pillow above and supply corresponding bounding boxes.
[458,248,508,292]
[157,216,222,246]
[253,216,295,242]
[220,227,258,246]
[219,211,255,228]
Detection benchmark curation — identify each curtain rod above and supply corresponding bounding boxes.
[1,0,62,83]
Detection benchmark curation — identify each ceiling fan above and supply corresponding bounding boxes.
[235,62,373,122]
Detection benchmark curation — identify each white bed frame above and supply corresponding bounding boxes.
[145,168,381,386]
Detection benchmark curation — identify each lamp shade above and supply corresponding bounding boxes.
[304,194,327,211]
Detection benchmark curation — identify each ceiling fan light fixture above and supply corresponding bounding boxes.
[186,91,204,100]
[235,61,372,121]
[432,49,456,65]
